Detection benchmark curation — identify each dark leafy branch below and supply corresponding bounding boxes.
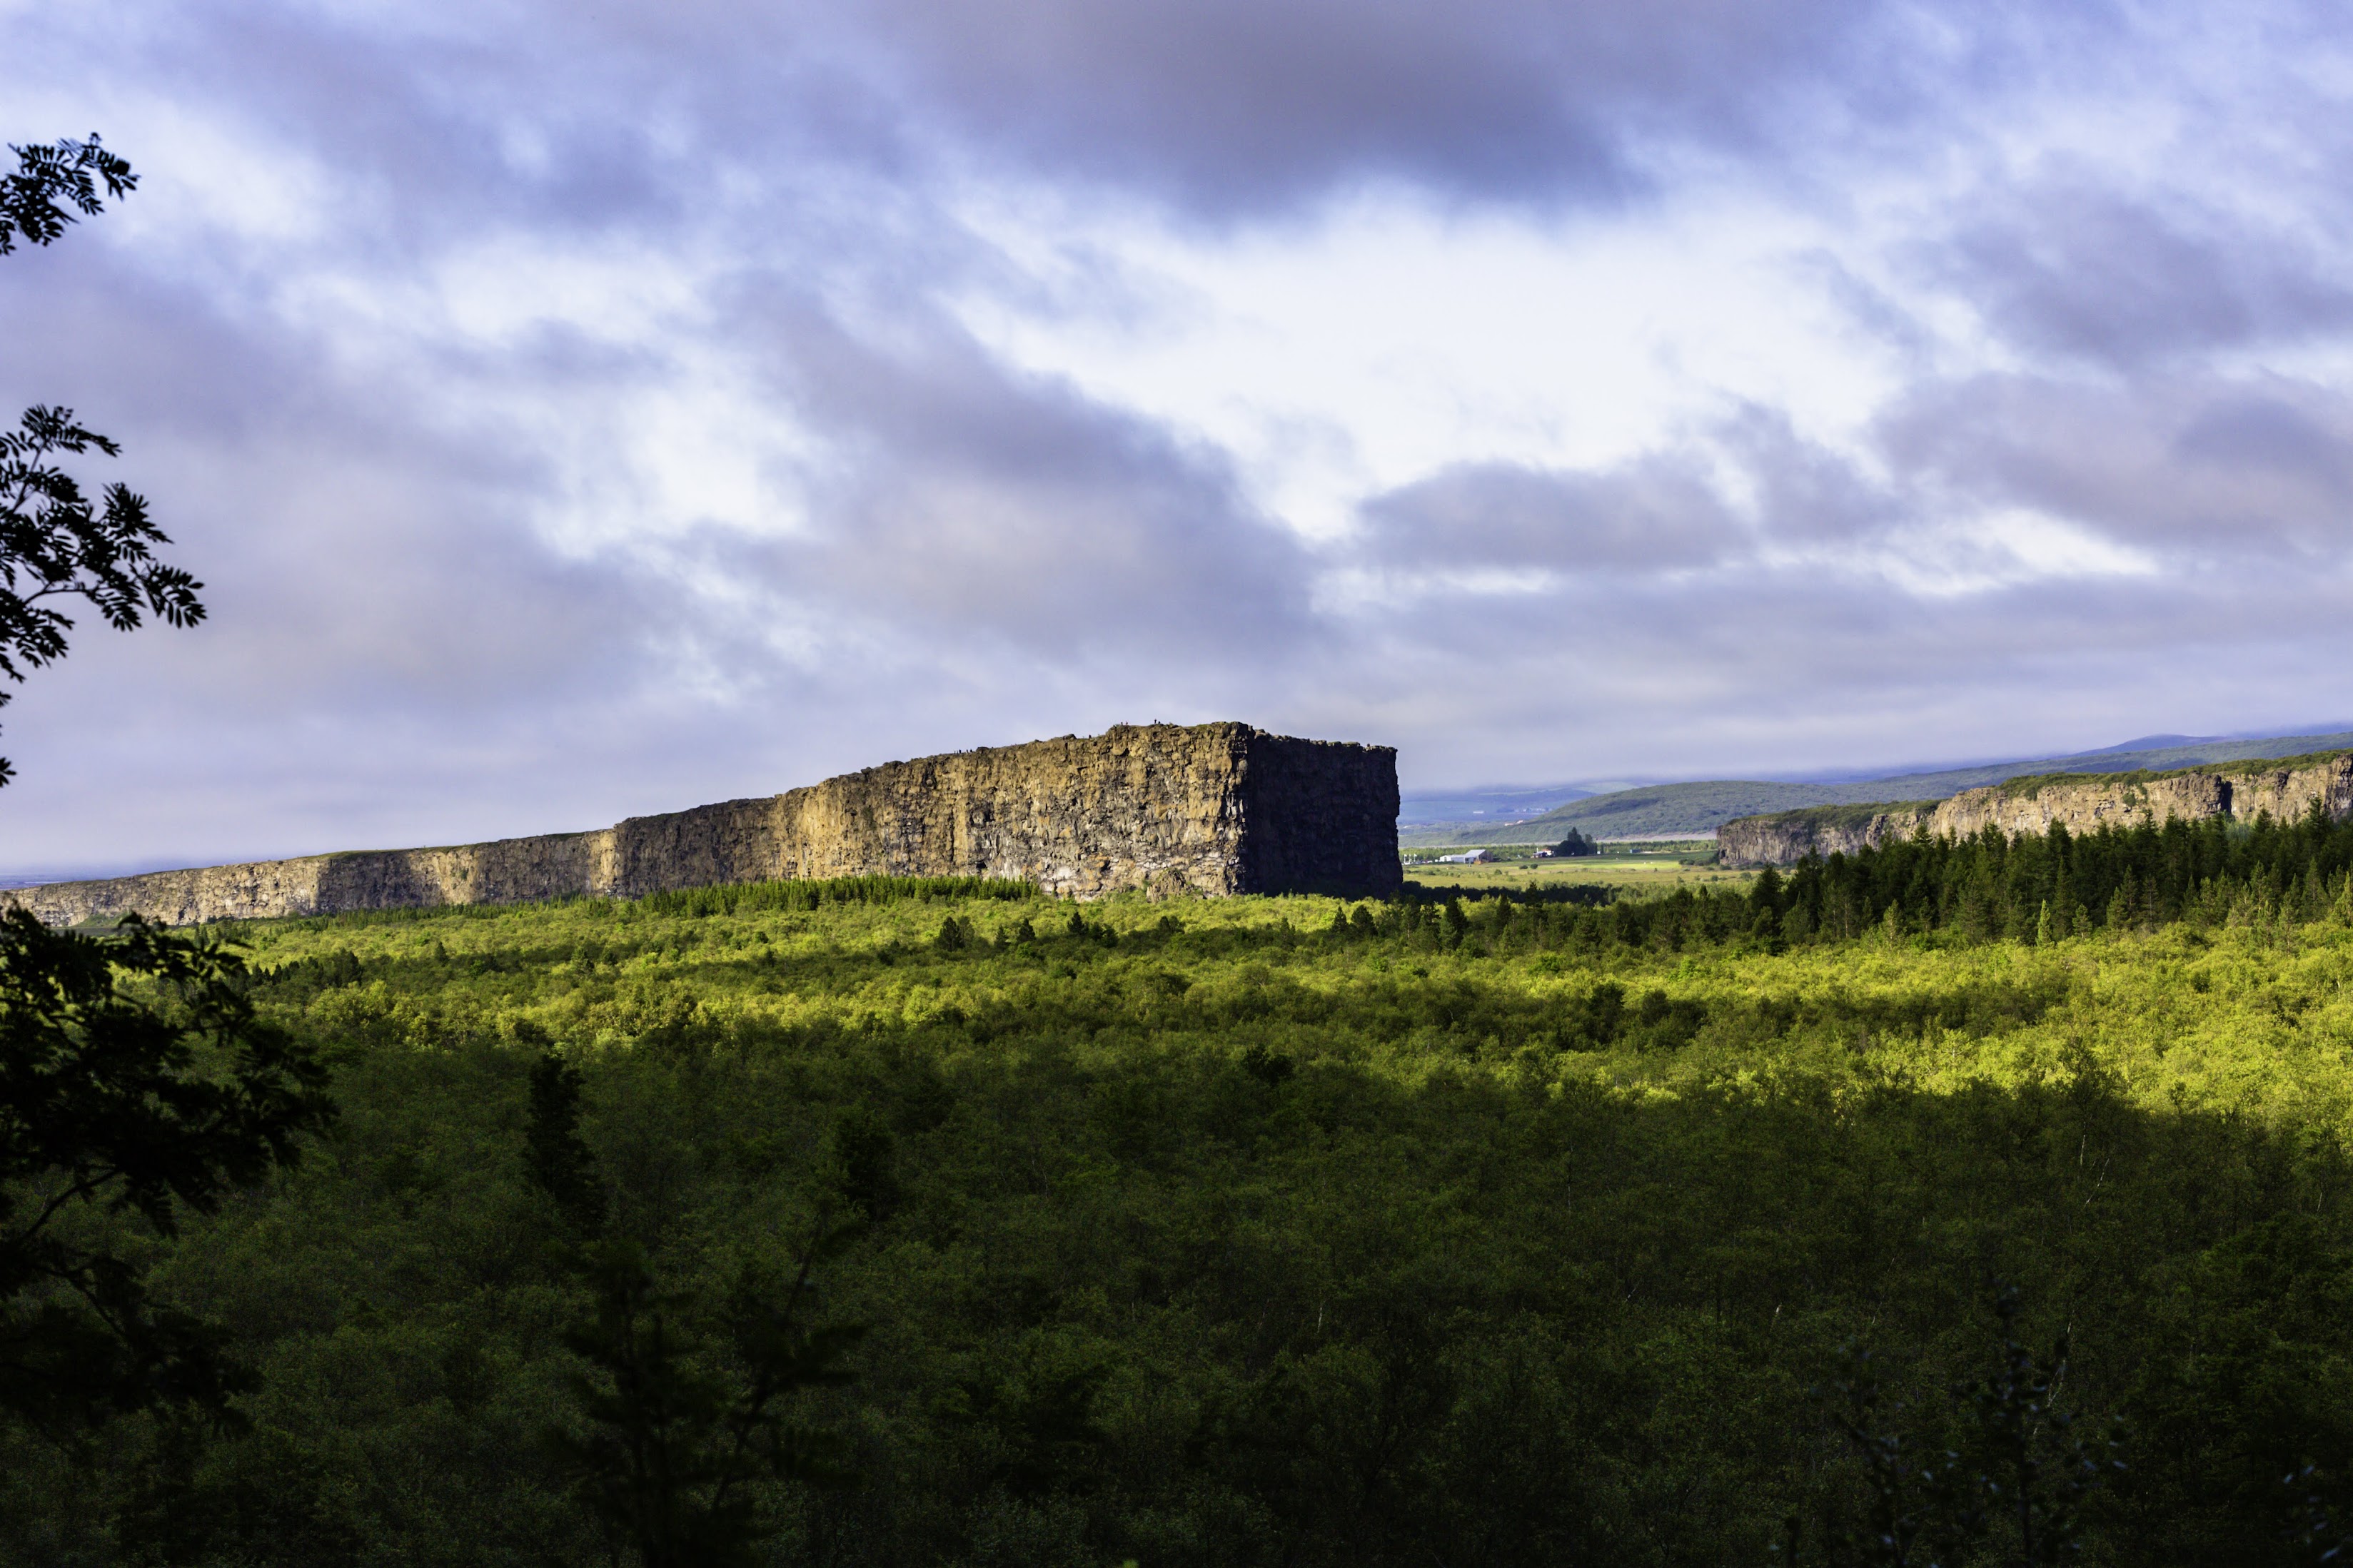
[0,135,135,256]
[0,908,336,1435]
[0,137,199,787]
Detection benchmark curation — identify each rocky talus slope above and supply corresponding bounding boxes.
[11,724,1401,926]
[1719,752,2353,866]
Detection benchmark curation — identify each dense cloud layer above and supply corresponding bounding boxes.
[832,0,1901,213]
[3,0,2351,873]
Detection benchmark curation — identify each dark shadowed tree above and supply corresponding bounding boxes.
[550,1237,865,1568]
[1781,1285,2127,1567]
[0,909,335,1434]
[526,1048,609,1236]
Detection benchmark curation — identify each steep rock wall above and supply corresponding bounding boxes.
[1931,772,2234,840]
[5,832,620,928]
[1716,805,1936,868]
[1720,752,2353,866]
[12,723,1401,926]
[2209,755,2353,824]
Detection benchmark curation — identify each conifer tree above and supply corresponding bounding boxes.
[526,1051,607,1237]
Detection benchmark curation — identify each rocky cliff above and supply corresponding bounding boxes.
[11,723,1401,926]
[1719,752,2353,867]
[1711,803,1940,866]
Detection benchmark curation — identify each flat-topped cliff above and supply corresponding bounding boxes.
[11,723,1401,926]
[1719,751,2353,866]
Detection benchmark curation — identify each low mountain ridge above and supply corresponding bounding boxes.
[1399,728,2353,845]
[1719,750,2353,866]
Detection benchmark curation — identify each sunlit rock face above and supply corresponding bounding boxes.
[11,724,1401,924]
[1718,753,2353,868]
[1713,804,1940,868]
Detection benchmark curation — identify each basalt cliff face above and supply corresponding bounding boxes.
[1719,752,2353,868]
[11,723,1401,926]
[1712,804,1940,868]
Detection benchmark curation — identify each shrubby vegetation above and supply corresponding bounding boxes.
[5,819,2353,1564]
[635,876,1035,921]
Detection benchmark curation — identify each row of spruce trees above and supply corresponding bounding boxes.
[1371,802,2353,953]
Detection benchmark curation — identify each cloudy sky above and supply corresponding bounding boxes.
[6,0,2352,874]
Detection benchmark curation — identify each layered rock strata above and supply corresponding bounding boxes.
[1719,752,2353,867]
[11,723,1401,926]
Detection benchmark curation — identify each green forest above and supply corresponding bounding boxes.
[9,812,2353,1566]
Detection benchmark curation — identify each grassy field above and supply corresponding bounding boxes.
[1405,843,1748,893]
[11,876,2353,1566]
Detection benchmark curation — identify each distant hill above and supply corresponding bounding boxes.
[1398,782,1594,827]
[1399,728,2353,845]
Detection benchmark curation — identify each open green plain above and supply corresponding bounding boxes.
[1406,846,1747,894]
[13,855,2353,1565]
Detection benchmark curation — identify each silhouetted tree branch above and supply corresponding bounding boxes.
[0,136,201,788]
[0,908,336,1436]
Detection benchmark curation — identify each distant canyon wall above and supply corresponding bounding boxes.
[1719,752,2353,868]
[11,723,1401,926]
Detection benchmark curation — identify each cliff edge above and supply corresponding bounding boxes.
[1719,751,2353,867]
[11,722,1401,926]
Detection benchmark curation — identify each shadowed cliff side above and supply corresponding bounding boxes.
[9,723,1401,925]
[1720,751,2353,866]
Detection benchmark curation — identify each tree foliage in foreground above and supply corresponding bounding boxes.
[1,135,135,256]
[0,909,333,1435]
[0,137,322,1497]
[0,136,202,787]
